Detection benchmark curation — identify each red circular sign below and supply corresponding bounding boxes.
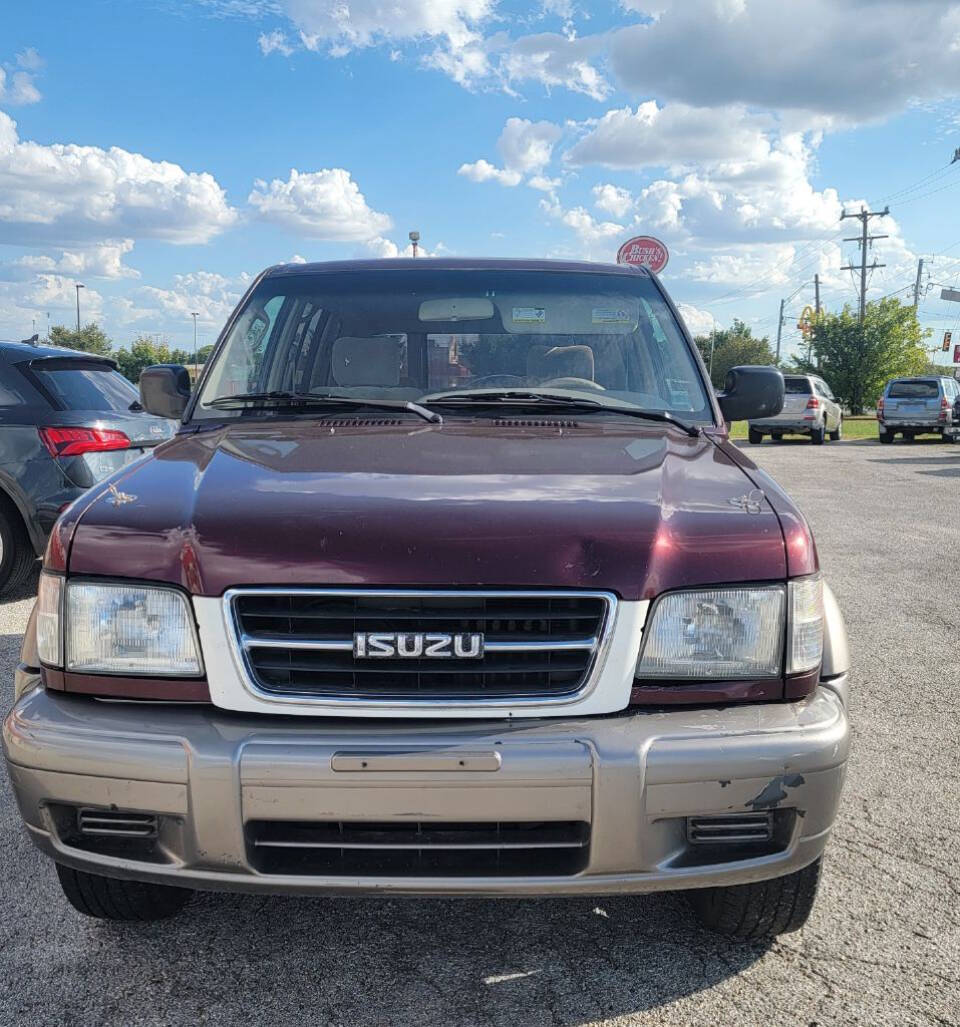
[616,235,669,273]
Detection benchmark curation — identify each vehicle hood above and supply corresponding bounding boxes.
[66,421,801,600]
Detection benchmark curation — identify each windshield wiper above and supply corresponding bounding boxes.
[423,390,700,437]
[205,391,442,424]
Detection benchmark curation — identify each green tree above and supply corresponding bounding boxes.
[693,319,776,389]
[790,299,929,414]
[48,324,113,356]
[195,343,215,366]
[114,336,176,384]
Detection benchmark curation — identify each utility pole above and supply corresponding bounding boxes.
[814,273,821,315]
[913,258,924,307]
[775,298,786,362]
[840,206,888,322]
[75,283,85,334]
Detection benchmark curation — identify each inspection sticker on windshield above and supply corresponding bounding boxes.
[592,307,632,324]
[512,306,546,324]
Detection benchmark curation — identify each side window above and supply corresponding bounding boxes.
[203,294,285,398]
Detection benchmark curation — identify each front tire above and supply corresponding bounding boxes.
[829,418,842,442]
[55,864,193,921]
[810,424,825,445]
[688,857,823,938]
[0,504,36,595]
[748,427,763,445]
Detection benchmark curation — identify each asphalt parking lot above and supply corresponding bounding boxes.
[1,438,958,1027]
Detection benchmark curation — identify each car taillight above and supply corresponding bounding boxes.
[39,427,130,459]
[805,397,820,410]
[876,397,884,419]
[939,396,950,421]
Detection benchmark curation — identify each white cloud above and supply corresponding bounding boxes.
[628,134,843,243]
[457,159,523,187]
[0,275,105,341]
[0,48,43,105]
[248,167,392,240]
[357,236,434,258]
[675,301,716,337]
[288,0,493,53]
[131,270,247,327]
[592,183,634,218]
[0,111,237,247]
[494,30,610,100]
[0,241,139,281]
[497,117,562,173]
[258,29,295,55]
[0,68,41,105]
[540,197,625,259]
[460,117,562,189]
[608,0,960,122]
[568,102,772,169]
[528,174,561,194]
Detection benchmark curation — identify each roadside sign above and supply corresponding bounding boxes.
[944,331,953,352]
[941,288,960,303]
[798,305,816,339]
[616,236,669,273]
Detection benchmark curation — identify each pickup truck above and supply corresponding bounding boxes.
[3,259,850,939]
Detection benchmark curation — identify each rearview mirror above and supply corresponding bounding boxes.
[717,365,784,423]
[140,364,192,420]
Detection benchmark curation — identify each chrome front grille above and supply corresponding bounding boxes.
[226,589,615,705]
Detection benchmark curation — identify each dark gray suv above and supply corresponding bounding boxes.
[0,340,174,593]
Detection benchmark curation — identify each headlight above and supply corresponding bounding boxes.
[636,577,823,680]
[637,585,785,679]
[37,573,203,676]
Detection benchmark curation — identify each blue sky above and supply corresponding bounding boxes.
[2,0,960,364]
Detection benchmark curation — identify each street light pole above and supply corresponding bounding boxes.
[191,313,199,378]
[75,284,85,334]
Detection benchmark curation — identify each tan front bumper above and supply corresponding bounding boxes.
[3,681,849,897]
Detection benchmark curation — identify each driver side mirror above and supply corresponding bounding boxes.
[140,364,192,420]
[717,366,784,423]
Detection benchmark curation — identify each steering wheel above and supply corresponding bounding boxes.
[538,377,606,392]
[467,374,527,387]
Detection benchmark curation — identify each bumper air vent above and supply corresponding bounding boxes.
[77,808,159,839]
[686,812,774,845]
[246,820,591,877]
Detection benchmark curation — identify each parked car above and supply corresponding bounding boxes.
[747,373,842,445]
[0,340,175,593]
[3,259,850,939]
[877,375,960,444]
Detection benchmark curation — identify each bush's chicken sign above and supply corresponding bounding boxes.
[616,236,669,273]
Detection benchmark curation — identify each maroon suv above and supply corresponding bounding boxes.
[3,260,849,937]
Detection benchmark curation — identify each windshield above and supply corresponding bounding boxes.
[194,269,713,423]
[28,363,140,412]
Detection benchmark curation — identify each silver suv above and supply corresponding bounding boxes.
[748,374,842,445]
[878,376,960,444]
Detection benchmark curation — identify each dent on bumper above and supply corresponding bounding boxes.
[3,681,850,897]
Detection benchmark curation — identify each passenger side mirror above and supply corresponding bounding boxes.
[717,365,784,423]
[140,364,192,420]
